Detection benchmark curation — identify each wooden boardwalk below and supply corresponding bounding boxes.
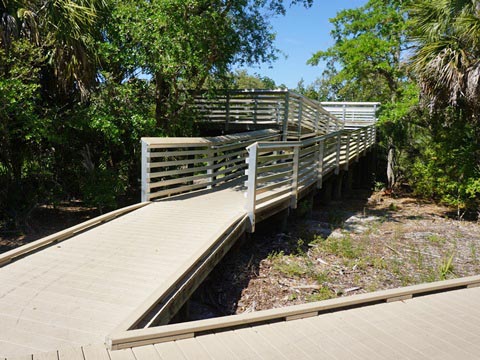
[0,187,246,358]
[3,278,480,359]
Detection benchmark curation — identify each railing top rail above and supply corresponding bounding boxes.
[249,124,375,150]
[194,89,289,96]
[288,92,341,119]
[247,140,303,151]
[142,129,279,147]
[321,101,381,106]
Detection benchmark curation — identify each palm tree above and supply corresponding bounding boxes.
[408,0,480,117]
[1,0,107,101]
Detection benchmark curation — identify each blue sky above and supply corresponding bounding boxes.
[244,0,368,89]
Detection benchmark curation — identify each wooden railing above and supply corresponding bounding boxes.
[141,129,280,201]
[245,125,376,230]
[194,90,343,140]
[321,102,380,127]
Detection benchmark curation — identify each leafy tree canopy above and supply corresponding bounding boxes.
[308,0,411,103]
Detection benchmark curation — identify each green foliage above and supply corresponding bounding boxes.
[0,0,313,227]
[103,0,311,132]
[0,40,47,226]
[308,0,411,103]
[438,253,455,280]
[306,287,335,302]
[319,235,363,260]
[408,0,480,112]
[232,69,280,90]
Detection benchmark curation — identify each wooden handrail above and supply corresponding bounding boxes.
[141,129,281,202]
[244,124,376,230]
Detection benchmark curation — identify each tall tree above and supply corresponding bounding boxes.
[406,0,480,214]
[0,0,107,102]
[308,0,411,103]
[103,0,312,134]
[409,0,480,118]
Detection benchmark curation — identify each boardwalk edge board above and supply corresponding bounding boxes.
[0,201,150,267]
[107,275,480,350]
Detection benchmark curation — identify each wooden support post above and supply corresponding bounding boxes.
[314,109,319,134]
[276,101,281,125]
[319,179,333,204]
[335,133,341,175]
[342,103,346,130]
[317,139,325,189]
[333,172,344,200]
[141,139,149,202]
[291,146,300,209]
[343,168,353,198]
[245,143,258,232]
[344,133,351,171]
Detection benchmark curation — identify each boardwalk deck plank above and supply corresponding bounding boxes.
[0,187,246,358]
[130,345,161,360]
[31,351,58,360]
[81,345,110,360]
[194,333,239,360]
[107,349,135,360]
[57,346,85,360]
[173,338,211,360]
[153,342,186,360]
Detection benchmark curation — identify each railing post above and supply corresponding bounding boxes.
[225,92,230,131]
[344,133,351,171]
[245,143,258,232]
[291,145,300,209]
[317,139,325,189]
[314,109,319,134]
[253,95,258,125]
[297,100,303,138]
[325,114,331,134]
[282,92,289,141]
[141,139,149,202]
[335,133,341,175]
[206,147,215,189]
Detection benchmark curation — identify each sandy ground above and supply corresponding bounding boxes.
[190,190,480,319]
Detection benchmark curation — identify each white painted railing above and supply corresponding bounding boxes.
[245,125,376,230]
[141,129,280,202]
[194,90,343,140]
[321,102,380,126]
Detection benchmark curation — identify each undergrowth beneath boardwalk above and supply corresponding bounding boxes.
[190,190,480,319]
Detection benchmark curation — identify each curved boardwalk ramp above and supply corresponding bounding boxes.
[0,187,246,358]
[0,95,380,357]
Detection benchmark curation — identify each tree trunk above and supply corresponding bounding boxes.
[155,72,170,132]
[387,145,396,190]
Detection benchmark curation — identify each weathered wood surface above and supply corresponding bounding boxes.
[0,187,246,358]
[6,280,480,359]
